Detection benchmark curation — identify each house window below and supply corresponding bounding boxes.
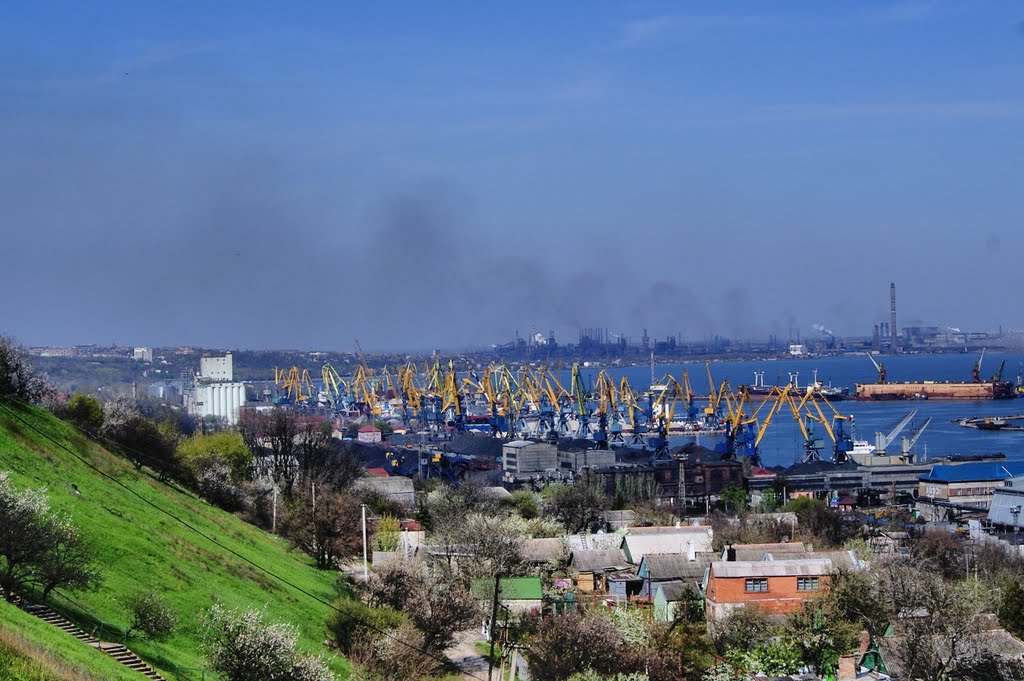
[745,578,768,593]
[797,577,819,591]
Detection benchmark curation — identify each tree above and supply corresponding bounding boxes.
[282,487,362,569]
[783,592,861,673]
[543,475,608,534]
[373,514,400,552]
[644,618,715,681]
[176,432,252,481]
[99,396,180,474]
[0,336,52,404]
[202,603,333,681]
[454,513,525,579]
[720,485,748,514]
[63,393,104,432]
[525,611,637,681]
[125,590,177,641]
[709,606,777,655]
[999,581,1024,640]
[873,560,989,681]
[0,472,99,600]
[502,490,542,520]
[363,559,476,652]
[784,497,850,548]
[828,568,891,641]
[295,420,332,481]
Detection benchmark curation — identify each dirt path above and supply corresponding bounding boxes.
[446,628,490,680]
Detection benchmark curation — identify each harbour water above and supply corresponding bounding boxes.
[574,353,1024,467]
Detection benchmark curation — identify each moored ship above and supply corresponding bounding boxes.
[855,351,1016,401]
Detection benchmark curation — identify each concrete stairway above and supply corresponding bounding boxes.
[19,601,167,680]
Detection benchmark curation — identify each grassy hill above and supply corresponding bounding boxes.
[0,401,349,679]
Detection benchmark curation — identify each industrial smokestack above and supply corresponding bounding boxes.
[890,282,898,354]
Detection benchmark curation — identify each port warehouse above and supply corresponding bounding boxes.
[487,437,1018,512]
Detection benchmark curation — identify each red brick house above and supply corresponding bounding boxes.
[705,558,833,619]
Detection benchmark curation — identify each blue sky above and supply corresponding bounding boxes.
[2,1,1022,351]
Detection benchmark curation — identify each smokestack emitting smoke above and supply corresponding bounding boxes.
[890,282,897,354]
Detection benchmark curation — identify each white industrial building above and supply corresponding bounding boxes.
[187,352,247,425]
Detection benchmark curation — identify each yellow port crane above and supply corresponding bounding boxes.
[277,366,311,403]
[321,362,346,405]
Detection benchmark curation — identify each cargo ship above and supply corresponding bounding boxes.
[747,369,849,401]
[855,352,1016,401]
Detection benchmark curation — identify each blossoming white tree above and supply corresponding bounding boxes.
[202,603,334,681]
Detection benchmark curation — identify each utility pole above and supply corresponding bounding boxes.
[361,503,369,581]
[487,574,502,681]
[271,487,278,533]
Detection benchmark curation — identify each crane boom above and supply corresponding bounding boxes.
[901,416,932,455]
[875,409,917,452]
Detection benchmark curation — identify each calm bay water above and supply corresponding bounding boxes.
[573,353,1024,467]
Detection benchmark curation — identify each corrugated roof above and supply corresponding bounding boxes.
[728,542,807,561]
[470,577,543,601]
[641,553,714,580]
[571,549,631,572]
[761,549,864,570]
[656,580,692,603]
[922,461,1024,483]
[711,558,832,578]
[622,531,714,563]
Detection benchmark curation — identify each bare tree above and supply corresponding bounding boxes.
[874,559,992,681]
[363,559,476,652]
[281,487,362,569]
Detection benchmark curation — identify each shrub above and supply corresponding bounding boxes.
[125,590,177,641]
[326,599,406,655]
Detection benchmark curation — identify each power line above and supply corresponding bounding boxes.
[0,398,483,680]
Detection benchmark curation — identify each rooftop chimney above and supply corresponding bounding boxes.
[838,653,858,681]
[890,282,898,354]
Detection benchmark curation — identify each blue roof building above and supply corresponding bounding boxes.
[921,461,1024,484]
[918,461,1024,521]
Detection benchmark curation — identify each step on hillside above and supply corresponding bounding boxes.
[14,599,167,679]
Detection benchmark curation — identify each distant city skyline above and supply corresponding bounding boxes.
[3,2,1023,351]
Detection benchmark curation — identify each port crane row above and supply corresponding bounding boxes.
[268,357,873,467]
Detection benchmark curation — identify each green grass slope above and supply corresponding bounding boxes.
[0,402,348,678]
[0,598,140,681]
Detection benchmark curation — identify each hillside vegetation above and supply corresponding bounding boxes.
[0,401,348,678]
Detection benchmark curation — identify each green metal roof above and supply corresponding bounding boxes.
[471,577,543,601]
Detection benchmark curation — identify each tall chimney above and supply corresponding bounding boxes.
[890,282,898,354]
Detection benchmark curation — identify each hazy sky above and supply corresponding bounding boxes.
[2,2,1022,351]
